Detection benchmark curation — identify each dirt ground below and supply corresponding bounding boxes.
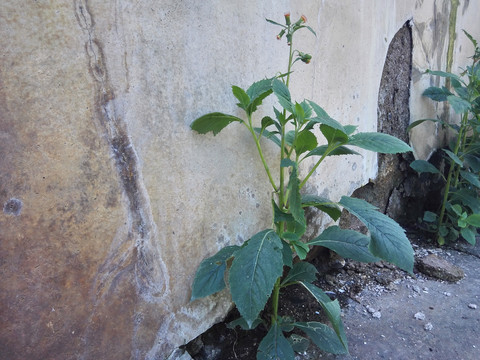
[185,230,480,360]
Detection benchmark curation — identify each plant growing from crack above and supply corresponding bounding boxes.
[190,13,414,359]
[409,31,480,246]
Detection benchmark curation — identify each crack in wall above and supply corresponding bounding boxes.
[74,1,171,356]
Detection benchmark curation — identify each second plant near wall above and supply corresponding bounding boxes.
[410,31,480,246]
[190,13,414,358]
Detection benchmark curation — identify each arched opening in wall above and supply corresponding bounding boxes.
[341,21,418,230]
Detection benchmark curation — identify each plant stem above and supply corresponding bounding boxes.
[245,119,279,193]
[279,39,295,208]
[299,144,339,189]
[271,278,281,324]
[437,113,466,241]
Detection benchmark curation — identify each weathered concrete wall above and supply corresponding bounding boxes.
[0,1,479,359]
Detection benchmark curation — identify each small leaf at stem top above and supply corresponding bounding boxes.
[232,85,250,111]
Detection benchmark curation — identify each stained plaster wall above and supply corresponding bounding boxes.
[0,1,479,359]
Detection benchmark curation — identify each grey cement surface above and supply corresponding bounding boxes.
[311,245,480,360]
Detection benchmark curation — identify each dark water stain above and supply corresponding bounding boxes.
[3,198,23,216]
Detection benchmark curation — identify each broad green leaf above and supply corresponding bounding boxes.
[191,112,243,135]
[461,227,476,245]
[290,240,309,260]
[454,86,469,101]
[464,155,480,172]
[283,220,307,243]
[307,226,380,263]
[229,230,283,327]
[451,189,480,213]
[460,170,480,188]
[308,101,346,133]
[426,69,464,85]
[294,322,348,355]
[447,95,471,114]
[300,282,348,353]
[305,145,360,159]
[301,194,342,221]
[344,125,358,135]
[280,158,296,168]
[423,211,438,222]
[257,323,295,360]
[278,316,295,332]
[285,130,295,147]
[232,85,250,110]
[273,79,293,112]
[466,214,480,227]
[273,200,294,223]
[295,130,318,155]
[311,117,347,136]
[246,78,273,101]
[281,240,293,268]
[320,124,348,144]
[300,100,313,119]
[423,86,452,102]
[348,132,412,154]
[339,196,414,273]
[191,245,240,300]
[287,166,305,225]
[248,90,273,115]
[255,128,282,147]
[287,334,310,353]
[458,213,468,228]
[410,160,441,175]
[246,78,273,114]
[443,149,463,166]
[226,316,263,330]
[261,116,275,132]
[274,106,287,126]
[294,102,306,124]
[281,261,318,286]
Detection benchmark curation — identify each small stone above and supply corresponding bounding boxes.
[366,305,376,314]
[412,285,421,293]
[443,292,452,297]
[372,311,382,319]
[468,304,477,309]
[424,322,433,331]
[414,312,425,320]
[416,254,464,282]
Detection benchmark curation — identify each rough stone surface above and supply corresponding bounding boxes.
[0,1,479,359]
[416,254,465,282]
[340,22,413,229]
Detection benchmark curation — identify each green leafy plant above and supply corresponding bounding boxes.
[190,13,414,358]
[409,31,480,246]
